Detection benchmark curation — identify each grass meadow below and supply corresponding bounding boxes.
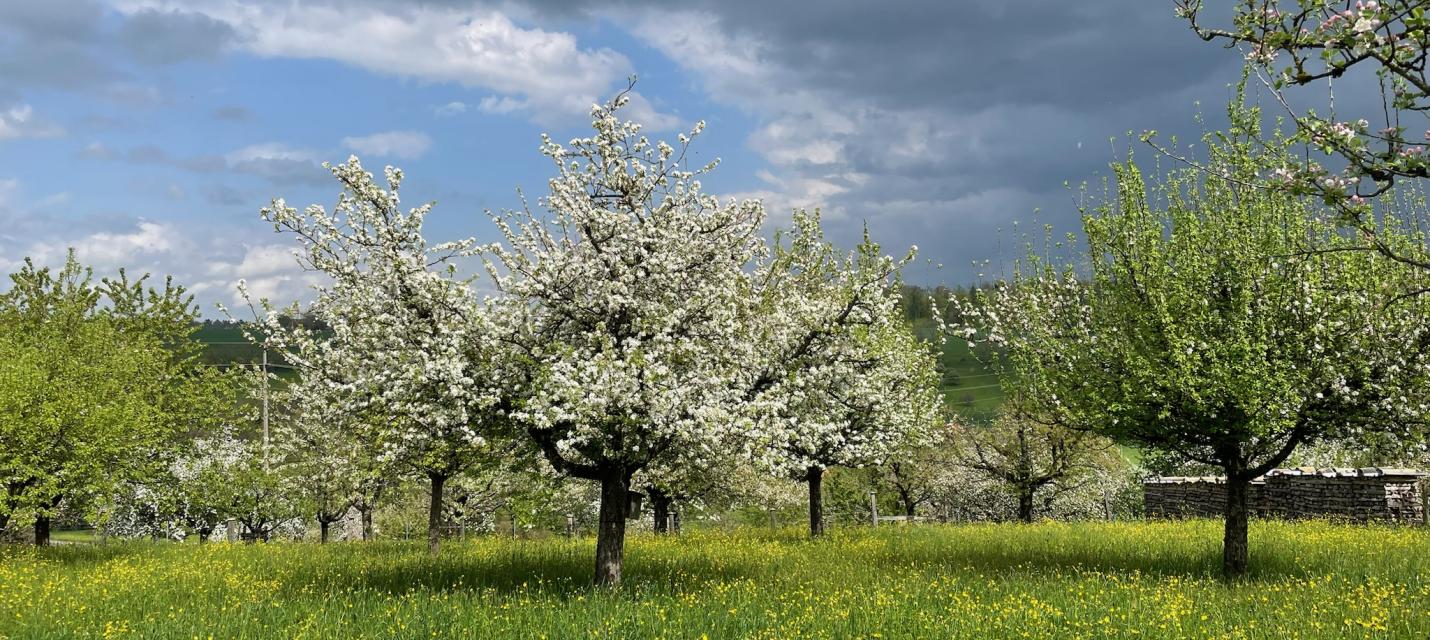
[1,521,1427,639]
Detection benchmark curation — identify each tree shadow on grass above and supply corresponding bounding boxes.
[260,539,771,600]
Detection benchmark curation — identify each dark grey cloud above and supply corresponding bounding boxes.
[0,2,232,107]
[0,0,104,43]
[0,1,120,92]
[550,0,1255,286]
[118,8,241,64]
[0,38,121,92]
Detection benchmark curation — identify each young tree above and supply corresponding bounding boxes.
[1177,0,1430,274]
[875,426,958,519]
[952,411,1120,523]
[482,94,771,586]
[952,120,1430,577]
[251,158,513,554]
[276,406,361,544]
[752,214,942,537]
[170,432,247,542]
[225,441,303,542]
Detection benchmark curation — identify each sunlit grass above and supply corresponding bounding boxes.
[2,520,1427,638]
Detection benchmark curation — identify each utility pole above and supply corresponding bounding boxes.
[261,344,270,471]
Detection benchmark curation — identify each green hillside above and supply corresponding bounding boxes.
[902,284,1006,421]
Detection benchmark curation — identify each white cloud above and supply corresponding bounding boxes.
[0,104,65,140]
[342,130,432,160]
[225,142,315,165]
[21,220,180,271]
[224,142,328,185]
[111,2,676,126]
[433,101,467,116]
[1,214,323,314]
[196,244,323,311]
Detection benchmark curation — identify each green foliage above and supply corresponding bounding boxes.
[0,252,243,536]
[962,113,1430,480]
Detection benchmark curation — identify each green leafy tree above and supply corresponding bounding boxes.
[952,115,1430,577]
[0,253,239,545]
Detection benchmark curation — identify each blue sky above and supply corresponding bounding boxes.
[0,1,1253,314]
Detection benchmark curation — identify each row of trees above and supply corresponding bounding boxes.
[229,92,943,586]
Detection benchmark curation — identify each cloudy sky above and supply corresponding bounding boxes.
[0,0,1249,313]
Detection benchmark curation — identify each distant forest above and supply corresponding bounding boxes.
[195,285,1003,416]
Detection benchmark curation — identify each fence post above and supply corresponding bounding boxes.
[565,514,574,537]
[869,491,879,526]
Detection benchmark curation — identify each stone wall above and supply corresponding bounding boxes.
[1144,468,1425,524]
[1143,476,1268,519]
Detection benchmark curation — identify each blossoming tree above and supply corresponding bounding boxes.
[481,93,770,585]
[951,120,1430,577]
[1178,0,1430,273]
[951,410,1121,523]
[251,159,513,554]
[750,213,942,537]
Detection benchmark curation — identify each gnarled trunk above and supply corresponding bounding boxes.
[1017,487,1035,523]
[360,506,375,541]
[33,513,50,547]
[649,488,671,534]
[427,473,446,555]
[319,519,331,544]
[1222,473,1251,579]
[899,489,917,518]
[806,466,825,537]
[595,471,631,587]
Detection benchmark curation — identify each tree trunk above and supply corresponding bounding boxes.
[197,527,213,544]
[33,513,50,547]
[672,507,681,534]
[1017,488,1035,523]
[427,473,446,555]
[594,471,631,587]
[1222,474,1251,579]
[320,519,331,544]
[650,488,671,534]
[806,466,825,537]
[360,506,375,542]
[900,490,917,517]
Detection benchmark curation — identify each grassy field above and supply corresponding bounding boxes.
[2,521,1427,639]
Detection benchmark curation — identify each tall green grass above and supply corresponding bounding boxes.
[1,520,1426,638]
